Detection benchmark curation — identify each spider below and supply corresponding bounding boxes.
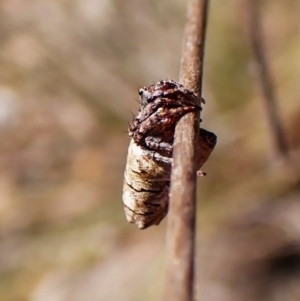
[129,79,205,162]
[122,79,217,229]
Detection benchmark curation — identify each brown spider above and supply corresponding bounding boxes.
[122,79,217,229]
[129,79,204,160]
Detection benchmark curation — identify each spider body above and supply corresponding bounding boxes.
[123,80,217,229]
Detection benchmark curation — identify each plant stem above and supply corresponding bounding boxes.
[245,0,289,159]
[163,0,209,300]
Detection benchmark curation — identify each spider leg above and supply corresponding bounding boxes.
[144,148,172,165]
[145,136,173,153]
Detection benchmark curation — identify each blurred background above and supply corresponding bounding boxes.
[0,0,300,300]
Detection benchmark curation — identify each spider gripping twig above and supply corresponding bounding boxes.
[122,80,217,229]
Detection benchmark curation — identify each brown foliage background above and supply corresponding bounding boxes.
[0,0,300,300]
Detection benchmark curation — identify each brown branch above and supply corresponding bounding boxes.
[163,0,209,301]
[245,0,289,159]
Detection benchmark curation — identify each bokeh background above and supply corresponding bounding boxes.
[0,0,300,300]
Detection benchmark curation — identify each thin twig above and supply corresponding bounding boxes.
[245,0,289,159]
[163,0,209,301]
